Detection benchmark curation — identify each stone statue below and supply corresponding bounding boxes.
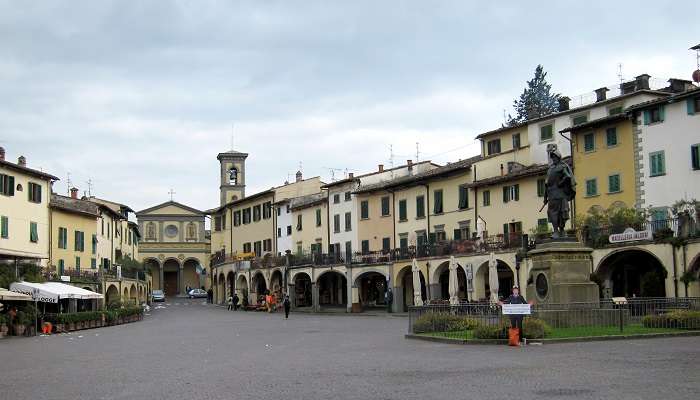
[543,144,575,239]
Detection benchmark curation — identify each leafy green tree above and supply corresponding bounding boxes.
[507,65,561,125]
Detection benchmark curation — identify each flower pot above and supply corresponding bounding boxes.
[55,323,64,333]
[0,323,8,337]
[13,324,26,336]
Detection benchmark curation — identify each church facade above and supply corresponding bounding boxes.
[137,201,211,296]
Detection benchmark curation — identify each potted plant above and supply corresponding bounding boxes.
[0,314,7,338]
[67,314,76,331]
[54,314,65,333]
[13,311,27,336]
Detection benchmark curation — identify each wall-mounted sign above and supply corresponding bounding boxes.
[60,275,71,282]
[609,228,652,243]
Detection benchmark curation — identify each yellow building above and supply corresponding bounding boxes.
[563,114,636,215]
[87,196,140,266]
[0,149,58,267]
[49,191,100,275]
[290,192,328,254]
[355,188,394,254]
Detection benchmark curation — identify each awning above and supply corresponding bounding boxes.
[9,281,103,303]
[0,288,33,301]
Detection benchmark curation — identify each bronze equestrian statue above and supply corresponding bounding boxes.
[542,144,575,239]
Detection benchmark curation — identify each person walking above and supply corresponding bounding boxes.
[232,292,239,311]
[385,287,393,313]
[227,294,233,311]
[283,294,291,319]
[207,288,213,303]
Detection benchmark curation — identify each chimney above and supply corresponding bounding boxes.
[378,164,384,173]
[594,87,609,102]
[18,155,26,167]
[557,96,570,112]
[407,159,413,166]
[0,146,5,161]
[348,172,354,179]
[667,78,694,93]
[70,187,79,199]
[295,170,302,183]
[635,74,650,91]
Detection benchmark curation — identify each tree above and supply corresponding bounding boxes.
[507,65,561,126]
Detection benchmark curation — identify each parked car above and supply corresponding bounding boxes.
[188,288,207,299]
[151,290,165,302]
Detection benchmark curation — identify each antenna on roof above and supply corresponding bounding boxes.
[86,179,93,197]
[617,63,624,84]
[415,142,420,162]
[66,172,72,195]
[230,123,235,151]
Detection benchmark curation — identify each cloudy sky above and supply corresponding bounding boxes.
[1,1,698,214]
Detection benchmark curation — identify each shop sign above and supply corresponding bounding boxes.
[608,228,653,243]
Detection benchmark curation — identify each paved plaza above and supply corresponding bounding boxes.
[1,299,699,400]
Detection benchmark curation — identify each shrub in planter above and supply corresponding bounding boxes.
[412,313,479,333]
[642,311,700,329]
[522,317,551,339]
[0,314,8,337]
[473,321,509,339]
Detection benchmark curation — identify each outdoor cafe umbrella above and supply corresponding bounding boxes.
[448,256,459,305]
[411,258,423,307]
[488,252,499,304]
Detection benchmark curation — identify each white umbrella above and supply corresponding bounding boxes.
[411,259,423,307]
[488,252,499,304]
[448,256,459,305]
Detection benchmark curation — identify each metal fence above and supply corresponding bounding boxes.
[408,298,700,339]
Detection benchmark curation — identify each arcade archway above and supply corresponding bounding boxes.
[596,249,667,298]
[397,265,427,312]
[318,271,347,307]
[293,272,312,307]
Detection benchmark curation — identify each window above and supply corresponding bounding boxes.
[537,179,546,197]
[214,216,222,231]
[233,211,241,226]
[286,204,290,213]
[458,186,469,209]
[482,190,490,206]
[382,237,391,252]
[277,207,281,216]
[28,182,42,203]
[58,227,67,249]
[572,114,588,125]
[608,106,623,115]
[287,225,292,235]
[585,178,598,197]
[433,189,443,214]
[58,259,64,275]
[608,174,621,193]
[399,236,408,251]
[242,208,251,224]
[583,133,595,152]
[435,230,446,242]
[361,240,369,254]
[644,106,664,124]
[263,202,272,219]
[333,214,340,233]
[344,191,351,201]
[316,208,322,226]
[254,241,262,256]
[453,225,470,240]
[297,214,303,231]
[75,257,80,272]
[263,239,272,252]
[0,216,7,239]
[0,174,15,196]
[360,200,369,219]
[253,205,261,222]
[540,124,554,141]
[91,258,96,269]
[344,212,352,232]
[512,133,521,149]
[487,139,501,155]
[345,241,352,260]
[398,199,407,221]
[29,222,38,243]
[537,218,548,228]
[91,234,97,254]
[277,227,282,237]
[333,194,340,204]
[691,144,700,170]
[381,196,390,216]
[416,195,425,218]
[502,184,519,203]
[101,219,104,236]
[649,151,665,176]
[74,231,85,252]
[606,127,618,147]
[691,97,700,115]
[243,242,251,253]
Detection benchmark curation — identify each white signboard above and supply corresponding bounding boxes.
[116,265,122,280]
[609,228,652,243]
[502,304,531,315]
[60,275,71,282]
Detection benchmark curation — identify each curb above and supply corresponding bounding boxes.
[405,330,700,345]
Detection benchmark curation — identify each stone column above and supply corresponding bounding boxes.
[178,264,184,296]
[288,283,296,309]
[393,285,403,313]
[346,268,354,312]
[312,282,319,312]
[159,266,164,291]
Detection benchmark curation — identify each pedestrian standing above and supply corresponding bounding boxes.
[499,286,532,343]
[283,294,291,319]
[232,293,239,311]
[385,287,393,313]
[206,288,213,303]
[227,294,233,311]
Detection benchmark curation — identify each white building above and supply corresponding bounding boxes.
[628,83,700,219]
[274,198,293,255]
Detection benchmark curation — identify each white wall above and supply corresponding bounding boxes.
[638,97,700,210]
[276,201,293,255]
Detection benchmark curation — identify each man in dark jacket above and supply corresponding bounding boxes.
[500,286,530,337]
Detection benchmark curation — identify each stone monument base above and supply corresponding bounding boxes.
[526,240,599,304]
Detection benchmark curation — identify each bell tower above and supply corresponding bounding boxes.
[217,150,248,206]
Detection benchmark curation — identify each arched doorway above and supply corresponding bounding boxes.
[434,261,468,301]
[162,258,181,296]
[474,260,514,302]
[686,253,700,297]
[144,258,161,291]
[236,274,248,304]
[129,285,137,304]
[318,271,347,308]
[293,272,312,307]
[123,287,129,302]
[270,270,284,297]
[106,284,119,306]
[356,271,387,309]
[217,273,226,304]
[252,272,268,305]
[398,266,427,312]
[596,249,667,298]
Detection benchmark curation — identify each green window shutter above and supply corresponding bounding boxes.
[502,186,509,203]
[9,176,14,196]
[428,232,436,244]
[537,179,545,197]
[74,231,79,251]
[687,98,696,115]
[92,234,97,254]
[58,260,64,275]
[30,222,38,242]
[503,223,509,238]
[643,110,650,125]
[76,257,80,271]
[514,184,519,201]
[453,228,462,240]
[399,200,407,220]
[1,216,8,239]
[608,175,620,193]
[692,145,700,170]
[658,105,665,122]
[91,258,96,269]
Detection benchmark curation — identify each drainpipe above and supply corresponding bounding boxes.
[682,244,688,296]
[424,183,431,242]
[272,193,276,255]
[325,189,331,254]
[390,190,396,250]
[672,244,678,297]
[48,205,53,272]
[473,164,478,239]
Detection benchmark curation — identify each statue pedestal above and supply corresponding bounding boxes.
[526,240,599,304]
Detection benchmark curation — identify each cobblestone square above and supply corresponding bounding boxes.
[1,300,699,400]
